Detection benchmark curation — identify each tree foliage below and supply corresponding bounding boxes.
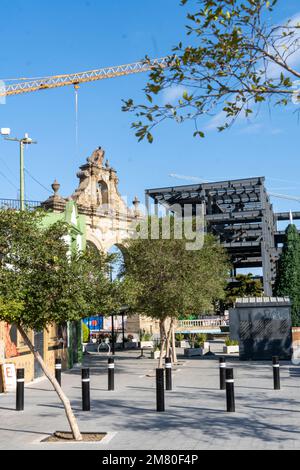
[274,224,300,326]
[0,209,118,330]
[0,209,120,440]
[121,216,229,321]
[225,273,263,307]
[82,322,90,343]
[123,0,300,142]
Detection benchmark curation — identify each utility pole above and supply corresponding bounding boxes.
[5,133,37,211]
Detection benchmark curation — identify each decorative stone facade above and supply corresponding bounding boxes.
[42,147,151,338]
[43,147,142,253]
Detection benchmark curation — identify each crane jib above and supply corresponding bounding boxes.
[0,57,170,97]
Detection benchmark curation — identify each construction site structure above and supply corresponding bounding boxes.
[145,176,299,296]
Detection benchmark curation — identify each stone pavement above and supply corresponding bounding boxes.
[0,344,300,450]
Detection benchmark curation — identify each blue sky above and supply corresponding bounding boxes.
[1,0,300,224]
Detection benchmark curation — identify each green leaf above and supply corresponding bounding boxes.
[193,131,205,138]
[122,0,291,142]
[146,94,153,103]
[147,133,154,144]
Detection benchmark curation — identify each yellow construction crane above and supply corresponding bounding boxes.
[0,57,169,97]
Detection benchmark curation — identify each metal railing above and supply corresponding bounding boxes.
[0,199,42,210]
[177,318,228,329]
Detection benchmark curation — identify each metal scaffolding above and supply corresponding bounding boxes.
[145,176,299,296]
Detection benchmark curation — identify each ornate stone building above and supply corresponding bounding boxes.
[43,147,142,253]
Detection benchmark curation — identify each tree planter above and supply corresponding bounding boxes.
[124,342,138,350]
[184,347,209,357]
[151,350,166,360]
[42,432,107,443]
[175,340,190,348]
[223,345,239,354]
[140,341,154,349]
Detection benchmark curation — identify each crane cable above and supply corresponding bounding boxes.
[74,85,79,158]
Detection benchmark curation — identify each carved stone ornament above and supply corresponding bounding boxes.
[87,147,105,167]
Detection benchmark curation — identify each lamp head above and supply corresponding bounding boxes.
[23,133,34,144]
[0,128,11,136]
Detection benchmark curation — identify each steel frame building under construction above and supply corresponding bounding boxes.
[145,176,300,296]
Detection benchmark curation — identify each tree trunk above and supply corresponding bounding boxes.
[158,319,166,369]
[17,325,83,441]
[171,323,177,364]
[165,318,172,359]
[165,318,174,362]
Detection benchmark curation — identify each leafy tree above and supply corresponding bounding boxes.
[82,322,90,343]
[121,216,229,366]
[0,209,118,441]
[123,0,300,142]
[225,273,263,307]
[275,224,300,326]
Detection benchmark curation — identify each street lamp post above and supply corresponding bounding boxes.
[5,133,37,211]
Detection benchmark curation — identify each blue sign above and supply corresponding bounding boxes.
[83,316,104,332]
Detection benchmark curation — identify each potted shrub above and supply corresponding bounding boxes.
[151,343,166,360]
[184,333,210,357]
[175,333,189,348]
[140,331,154,349]
[223,339,239,354]
[196,333,210,350]
[124,334,138,350]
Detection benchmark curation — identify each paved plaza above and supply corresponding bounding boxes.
[0,343,300,450]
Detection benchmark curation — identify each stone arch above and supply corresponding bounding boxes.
[106,242,127,257]
[86,233,104,253]
[86,239,100,253]
[107,243,127,280]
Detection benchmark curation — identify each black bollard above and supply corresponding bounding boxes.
[16,369,25,411]
[225,368,235,412]
[55,359,62,386]
[165,357,172,391]
[156,368,165,412]
[81,368,90,411]
[108,357,115,391]
[272,356,280,390]
[219,356,226,390]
